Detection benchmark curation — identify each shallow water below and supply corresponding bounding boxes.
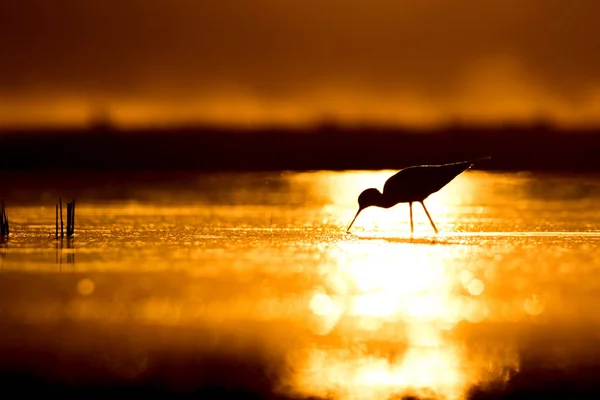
[2,170,600,399]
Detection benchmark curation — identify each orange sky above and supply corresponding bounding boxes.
[1,0,599,128]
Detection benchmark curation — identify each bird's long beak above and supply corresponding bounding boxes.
[346,208,363,233]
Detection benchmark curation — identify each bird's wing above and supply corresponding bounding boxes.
[383,161,474,202]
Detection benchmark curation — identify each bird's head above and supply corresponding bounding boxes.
[347,188,382,233]
[358,188,383,210]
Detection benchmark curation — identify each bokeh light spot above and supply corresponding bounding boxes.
[467,279,485,296]
[77,278,95,296]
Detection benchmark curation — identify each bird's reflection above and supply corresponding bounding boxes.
[351,235,467,245]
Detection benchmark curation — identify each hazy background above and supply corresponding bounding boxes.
[1,0,599,128]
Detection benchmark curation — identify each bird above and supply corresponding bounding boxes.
[346,156,491,234]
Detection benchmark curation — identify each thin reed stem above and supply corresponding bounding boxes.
[59,198,64,237]
[71,200,76,237]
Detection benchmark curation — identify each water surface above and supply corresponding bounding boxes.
[1,170,600,399]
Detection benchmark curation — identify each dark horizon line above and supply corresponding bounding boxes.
[2,118,600,136]
[2,123,600,173]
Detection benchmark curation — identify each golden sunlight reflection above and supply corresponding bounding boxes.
[289,345,464,400]
[7,171,594,398]
[289,239,518,400]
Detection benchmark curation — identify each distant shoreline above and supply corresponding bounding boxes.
[1,123,600,172]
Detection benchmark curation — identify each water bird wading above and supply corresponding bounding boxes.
[346,157,491,234]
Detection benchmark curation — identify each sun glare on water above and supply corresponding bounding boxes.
[283,171,517,399]
[284,238,517,400]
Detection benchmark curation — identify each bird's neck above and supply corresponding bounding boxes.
[374,191,394,209]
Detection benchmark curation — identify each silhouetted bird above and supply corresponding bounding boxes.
[346,157,491,234]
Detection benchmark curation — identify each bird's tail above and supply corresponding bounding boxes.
[466,155,492,164]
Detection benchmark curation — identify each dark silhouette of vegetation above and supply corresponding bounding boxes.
[0,198,8,238]
[56,198,75,238]
[67,199,75,237]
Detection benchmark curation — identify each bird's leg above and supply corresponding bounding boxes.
[419,201,439,234]
[409,202,414,235]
